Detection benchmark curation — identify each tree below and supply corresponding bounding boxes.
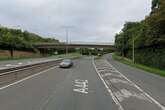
[0,26,60,58]
[146,0,165,46]
[1,32,16,57]
[114,0,165,69]
[152,0,160,10]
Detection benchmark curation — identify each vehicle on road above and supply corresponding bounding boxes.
[59,59,73,68]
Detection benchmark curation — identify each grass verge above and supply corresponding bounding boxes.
[112,53,165,77]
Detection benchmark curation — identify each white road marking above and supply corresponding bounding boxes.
[97,67,111,70]
[92,59,124,110]
[98,69,118,73]
[73,79,88,94]
[114,89,152,103]
[5,64,19,67]
[0,66,58,90]
[101,73,122,78]
[18,62,23,65]
[5,64,13,67]
[106,60,165,110]
[110,78,134,86]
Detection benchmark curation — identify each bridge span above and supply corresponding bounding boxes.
[34,43,115,49]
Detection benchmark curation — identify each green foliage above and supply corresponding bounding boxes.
[115,0,165,69]
[146,0,165,46]
[80,48,104,55]
[0,26,59,52]
[115,22,146,56]
[112,53,165,77]
[152,0,160,10]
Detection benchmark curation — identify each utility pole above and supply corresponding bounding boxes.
[132,37,135,63]
[65,28,69,55]
[62,26,73,55]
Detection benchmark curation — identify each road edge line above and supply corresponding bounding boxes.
[0,66,58,90]
[92,58,124,110]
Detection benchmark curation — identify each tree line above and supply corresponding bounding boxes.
[115,0,165,69]
[0,26,59,57]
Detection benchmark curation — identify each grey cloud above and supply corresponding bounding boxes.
[0,0,151,43]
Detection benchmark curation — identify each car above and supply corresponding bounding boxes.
[59,59,73,68]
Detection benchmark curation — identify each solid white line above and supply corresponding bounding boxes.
[106,60,165,110]
[92,58,124,110]
[0,66,58,90]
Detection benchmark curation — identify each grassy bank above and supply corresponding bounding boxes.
[112,53,165,77]
[0,50,41,61]
[0,55,41,61]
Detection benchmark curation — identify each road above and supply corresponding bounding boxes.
[0,57,118,110]
[104,54,165,110]
[0,56,164,110]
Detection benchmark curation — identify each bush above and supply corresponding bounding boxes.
[126,47,165,70]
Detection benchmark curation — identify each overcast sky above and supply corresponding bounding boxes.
[0,0,151,43]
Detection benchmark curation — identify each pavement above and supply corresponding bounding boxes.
[0,55,164,110]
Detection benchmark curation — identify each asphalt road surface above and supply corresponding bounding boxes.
[104,54,165,110]
[0,56,164,110]
[0,57,118,110]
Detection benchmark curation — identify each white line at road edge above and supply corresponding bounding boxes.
[106,60,165,110]
[92,58,124,110]
[0,66,58,90]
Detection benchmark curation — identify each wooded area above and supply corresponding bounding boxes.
[0,26,59,57]
[115,0,165,69]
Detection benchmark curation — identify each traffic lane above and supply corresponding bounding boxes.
[0,62,73,110]
[43,57,118,110]
[0,57,118,110]
[104,54,165,107]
